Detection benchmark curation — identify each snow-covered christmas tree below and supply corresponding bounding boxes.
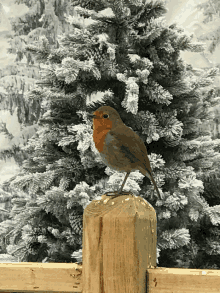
[0,0,220,267]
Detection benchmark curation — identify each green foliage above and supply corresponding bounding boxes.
[0,0,220,268]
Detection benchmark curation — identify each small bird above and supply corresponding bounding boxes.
[92,106,162,199]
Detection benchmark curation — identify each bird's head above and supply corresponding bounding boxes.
[92,106,123,131]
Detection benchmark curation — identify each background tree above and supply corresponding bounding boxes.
[190,1,220,260]
[194,0,220,140]
[0,0,77,163]
[0,0,77,259]
[0,0,220,267]
[196,0,220,54]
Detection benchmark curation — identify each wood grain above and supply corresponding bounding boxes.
[0,262,82,292]
[147,267,220,293]
[1,262,220,292]
[82,194,157,293]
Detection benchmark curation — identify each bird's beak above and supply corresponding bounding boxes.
[87,113,96,120]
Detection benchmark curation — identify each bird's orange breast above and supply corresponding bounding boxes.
[93,129,109,152]
[93,118,112,152]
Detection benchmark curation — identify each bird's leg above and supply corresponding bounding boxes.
[104,172,132,197]
[118,171,130,194]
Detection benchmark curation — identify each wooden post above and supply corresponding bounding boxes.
[82,194,157,293]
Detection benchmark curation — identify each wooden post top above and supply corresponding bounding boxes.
[84,193,156,217]
[83,194,157,293]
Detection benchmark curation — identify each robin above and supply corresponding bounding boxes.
[92,106,162,199]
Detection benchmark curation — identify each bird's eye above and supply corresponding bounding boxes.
[103,114,109,119]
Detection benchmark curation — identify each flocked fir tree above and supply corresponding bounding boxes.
[0,1,79,254]
[1,0,220,267]
[196,0,220,54]
[191,0,220,268]
[0,0,78,257]
[0,0,77,162]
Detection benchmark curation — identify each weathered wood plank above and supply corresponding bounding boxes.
[147,267,220,293]
[1,263,220,292]
[0,262,82,293]
[83,194,157,293]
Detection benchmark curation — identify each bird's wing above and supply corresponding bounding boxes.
[107,125,162,199]
[107,125,151,170]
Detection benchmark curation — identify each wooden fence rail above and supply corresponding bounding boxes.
[0,262,82,293]
[1,194,220,292]
[1,263,220,293]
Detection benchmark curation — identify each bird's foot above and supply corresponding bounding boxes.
[118,191,133,195]
[104,191,134,198]
[104,191,119,197]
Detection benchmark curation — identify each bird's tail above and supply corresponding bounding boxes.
[138,166,162,200]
